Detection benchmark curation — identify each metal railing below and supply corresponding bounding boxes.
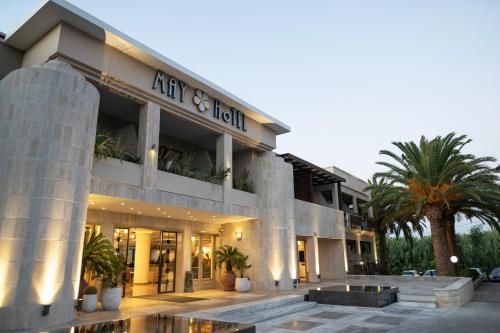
[344,213,377,231]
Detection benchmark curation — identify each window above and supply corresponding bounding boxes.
[346,239,357,255]
[191,234,214,279]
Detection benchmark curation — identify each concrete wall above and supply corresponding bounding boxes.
[294,199,344,238]
[0,60,99,331]
[318,238,347,280]
[0,43,23,80]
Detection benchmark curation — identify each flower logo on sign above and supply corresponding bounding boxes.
[193,89,210,112]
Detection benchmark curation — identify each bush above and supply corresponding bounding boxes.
[84,286,98,295]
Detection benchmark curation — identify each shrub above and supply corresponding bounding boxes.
[84,286,98,295]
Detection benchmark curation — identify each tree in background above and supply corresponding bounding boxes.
[374,133,499,275]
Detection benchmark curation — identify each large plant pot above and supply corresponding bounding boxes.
[102,287,122,311]
[235,277,251,292]
[221,271,237,291]
[82,294,97,312]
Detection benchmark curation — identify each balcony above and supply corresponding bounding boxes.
[294,199,344,238]
[344,213,377,231]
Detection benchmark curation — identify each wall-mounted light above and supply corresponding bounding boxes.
[293,279,298,288]
[236,231,242,241]
[317,274,321,280]
[275,280,279,287]
[41,304,51,316]
[150,144,156,151]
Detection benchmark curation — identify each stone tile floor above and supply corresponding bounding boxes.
[258,303,454,333]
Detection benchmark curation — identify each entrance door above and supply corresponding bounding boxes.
[158,231,177,293]
[297,240,307,282]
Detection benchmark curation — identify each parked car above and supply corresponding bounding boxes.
[401,270,419,277]
[469,268,487,281]
[489,267,500,282]
[423,269,437,277]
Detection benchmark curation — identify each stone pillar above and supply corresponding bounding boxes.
[372,234,378,264]
[356,233,362,259]
[0,60,99,331]
[352,196,358,214]
[134,231,152,284]
[332,183,340,210]
[253,152,297,290]
[216,132,232,213]
[137,102,160,189]
[305,236,320,282]
[175,223,192,292]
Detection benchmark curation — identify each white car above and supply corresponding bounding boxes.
[401,270,419,277]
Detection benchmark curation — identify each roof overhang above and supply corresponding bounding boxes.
[4,0,290,135]
[279,153,346,185]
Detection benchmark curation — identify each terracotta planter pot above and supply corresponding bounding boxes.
[221,271,236,291]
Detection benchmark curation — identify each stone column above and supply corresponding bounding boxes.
[0,60,99,331]
[253,152,297,290]
[137,102,160,189]
[356,233,362,260]
[133,231,152,284]
[216,132,232,213]
[175,223,192,292]
[305,235,320,282]
[352,196,358,214]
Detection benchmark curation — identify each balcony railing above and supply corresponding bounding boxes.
[344,213,377,231]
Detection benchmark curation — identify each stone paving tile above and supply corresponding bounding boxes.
[383,307,422,315]
[273,320,325,331]
[363,315,406,325]
[336,325,389,333]
[309,311,351,320]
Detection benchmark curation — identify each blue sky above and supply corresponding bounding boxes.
[2,0,499,233]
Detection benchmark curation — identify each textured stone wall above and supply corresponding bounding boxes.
[0,60,99,331]
[252,152,297,290]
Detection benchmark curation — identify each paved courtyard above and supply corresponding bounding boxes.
[257,283,500,333]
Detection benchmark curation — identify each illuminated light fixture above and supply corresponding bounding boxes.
[124,230,128,234]
[90,201,95,205]
[187,211,191,215]
[138,211,142,214]
[191,236,196,241]
[41,304,51,316]
[317,274,321,280]
[162,212,166,215]
[212,216,216,218]
[236,231,242,241]
[167,215,171,218]
[130,207,134,210]
[193,218,197,221]
[201,230,206,233]
[151,144,156,151]
[156,208,161,211]
[275,280,279,287]
[130,233,136,239]
[101,207,106,210]
[120,202,125,206]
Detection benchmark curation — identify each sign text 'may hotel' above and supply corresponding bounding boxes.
[152,70,247,132]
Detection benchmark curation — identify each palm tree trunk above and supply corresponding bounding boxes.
[426,205,454,276]
[444,214,458,258]
[377,226,390,275]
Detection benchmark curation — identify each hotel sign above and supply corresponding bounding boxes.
[152,70,247,131]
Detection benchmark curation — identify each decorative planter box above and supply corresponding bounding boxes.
[308,285,399,307]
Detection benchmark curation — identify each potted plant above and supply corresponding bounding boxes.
[101,254,125,311]
[82,286,98,312]
[79,229,115,299]
[234,253,252,292]
[215,245,239,291]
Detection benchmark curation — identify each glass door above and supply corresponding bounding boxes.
[158,231,177,293]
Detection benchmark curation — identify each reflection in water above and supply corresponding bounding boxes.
[49,314,255,333]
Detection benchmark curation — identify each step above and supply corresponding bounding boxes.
[398,300,437,309]
[214,295,305,318]
[398,293,436,303]
[220,301,318,324]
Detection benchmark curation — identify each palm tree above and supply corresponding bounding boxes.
[365,176,425,274]
[374,133,492,275]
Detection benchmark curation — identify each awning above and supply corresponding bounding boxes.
[279,153,345,185]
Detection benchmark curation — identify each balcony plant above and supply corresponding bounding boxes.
[81,286,98,313]
[215,245,240,291]
[94,133,140,163]
[234,253,252,292]
[79,229,115,298]
[233,169,254,193]
[102,253,125,311]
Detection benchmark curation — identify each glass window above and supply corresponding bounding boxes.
[201,235,213,279]
[191,235,200,279]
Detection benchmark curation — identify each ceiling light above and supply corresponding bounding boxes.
[167,215,171,218]
[90,202,95,205]
[162,212,166,215]
[120,202,125,206]
[138,211,142,214]
[193,218,197,221]
[156,208,161,211]
[101,207,106,210]
[130,207,134,210]
[201,230,205,233]
[187,211,191,215]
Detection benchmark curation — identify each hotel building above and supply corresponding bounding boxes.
[0,0,377,330]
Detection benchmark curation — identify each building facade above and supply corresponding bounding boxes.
[0,1,376,331]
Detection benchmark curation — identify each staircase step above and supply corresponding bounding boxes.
[398,300,437,309]
[219,301,318,324]
[214,295,305,318]
[398,293,436,303]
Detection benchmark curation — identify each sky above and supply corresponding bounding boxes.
[1,0,499,233]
